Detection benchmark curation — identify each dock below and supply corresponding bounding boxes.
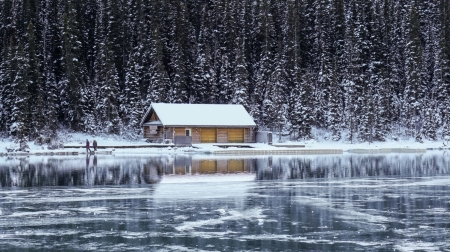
[1,150,114,156]
[214,149,343,155]
[272,144,306,148]
[347,148,427,154]
[63,144,174,149]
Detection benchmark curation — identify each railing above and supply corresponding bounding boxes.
[174,136,192,146]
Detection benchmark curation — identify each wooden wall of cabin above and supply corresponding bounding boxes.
[143,126,164,140]
[197,127,255,143]
[217,129,228,143]
[244,128,254,143]
[164,127,199,143]
[145,127,255,143]
[173,127,186,137]
[150,112,159,121]
[192,131,200,143]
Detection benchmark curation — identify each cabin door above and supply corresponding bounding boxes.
[228,128,244,143]
[201,128,216,143]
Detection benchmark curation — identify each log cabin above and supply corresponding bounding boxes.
[140,103,256,144]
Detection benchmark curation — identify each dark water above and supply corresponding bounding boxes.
[1,152,450,251]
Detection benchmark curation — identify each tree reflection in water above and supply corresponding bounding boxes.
[0,152,449,187]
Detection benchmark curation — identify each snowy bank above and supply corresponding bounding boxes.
[0,131,448,156]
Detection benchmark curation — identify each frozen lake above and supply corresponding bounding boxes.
[1,152,450,251]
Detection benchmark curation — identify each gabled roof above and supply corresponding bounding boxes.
[141,103,256,127]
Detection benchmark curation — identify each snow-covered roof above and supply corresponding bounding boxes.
[142,121,163,126]
[141,103,256,127]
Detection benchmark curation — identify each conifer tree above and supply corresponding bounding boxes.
[192,4,215,104]
[40,0,60,137]
[10,43,31,150]
[25,21,45,139]
[59,1,85,131]
[299,72,314,140]
[327,60,341,141]
[121,47,143,134]
[231,35,250,108]
[404,4,425,141]
[95,36,121,134]
[253,0,277,128]
[0,42,15,136]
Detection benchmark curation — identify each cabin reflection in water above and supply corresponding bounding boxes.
[2,153,449,187]
[167,156,255,175]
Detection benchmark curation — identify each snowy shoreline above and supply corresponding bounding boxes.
[1,131,449,156]
[1,139,448,157]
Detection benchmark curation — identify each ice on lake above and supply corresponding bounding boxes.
[0,152,449,251]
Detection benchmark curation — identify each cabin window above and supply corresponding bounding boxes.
[185,128,191,136]
[149,125,158,134]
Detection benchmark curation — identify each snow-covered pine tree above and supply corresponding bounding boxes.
[284,0,311,140]
[218,0,237,104]
[192,3,216,104]
[39,0,61,137]
[148,26,171,105]
[0,42,15,137]
[133,0,168,107]
[299,72,314,140]
[327,60,341,141]
[422,99,438,141]
[218,53,232,104]
[310,0,333,130]
[228,1,250,109]
[59,1,85,131]
[442,0,450,92]
[288,80,302,140]
[253,0,277,129]
[24,21,45,140]
[0,0,23,137]
[264,53,288,132]
[105,0,125,87]
[122,47,143,134]
[231,35,250,109]
[404,4,426,142]
[10,43,31,150]
[342,1,363,143]
[95,36,121,134]
[166,0,190,104]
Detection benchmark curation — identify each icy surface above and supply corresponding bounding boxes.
[0,153,449,251]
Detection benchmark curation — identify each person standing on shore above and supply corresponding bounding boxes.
[93,140,97,151]
[86,139,91,153]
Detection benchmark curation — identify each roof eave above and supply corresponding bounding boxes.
[161,125,256,128]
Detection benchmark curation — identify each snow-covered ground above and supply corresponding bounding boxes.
[0,131,448,155]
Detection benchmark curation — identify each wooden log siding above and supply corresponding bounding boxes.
[150,112,159,121]
[173,128,186,137]
[217,129,228,143]
[244,128,254,143]
[143,126,254,143]
[192,131,201,143]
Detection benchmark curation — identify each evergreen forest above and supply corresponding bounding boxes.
[1,0,450,149]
